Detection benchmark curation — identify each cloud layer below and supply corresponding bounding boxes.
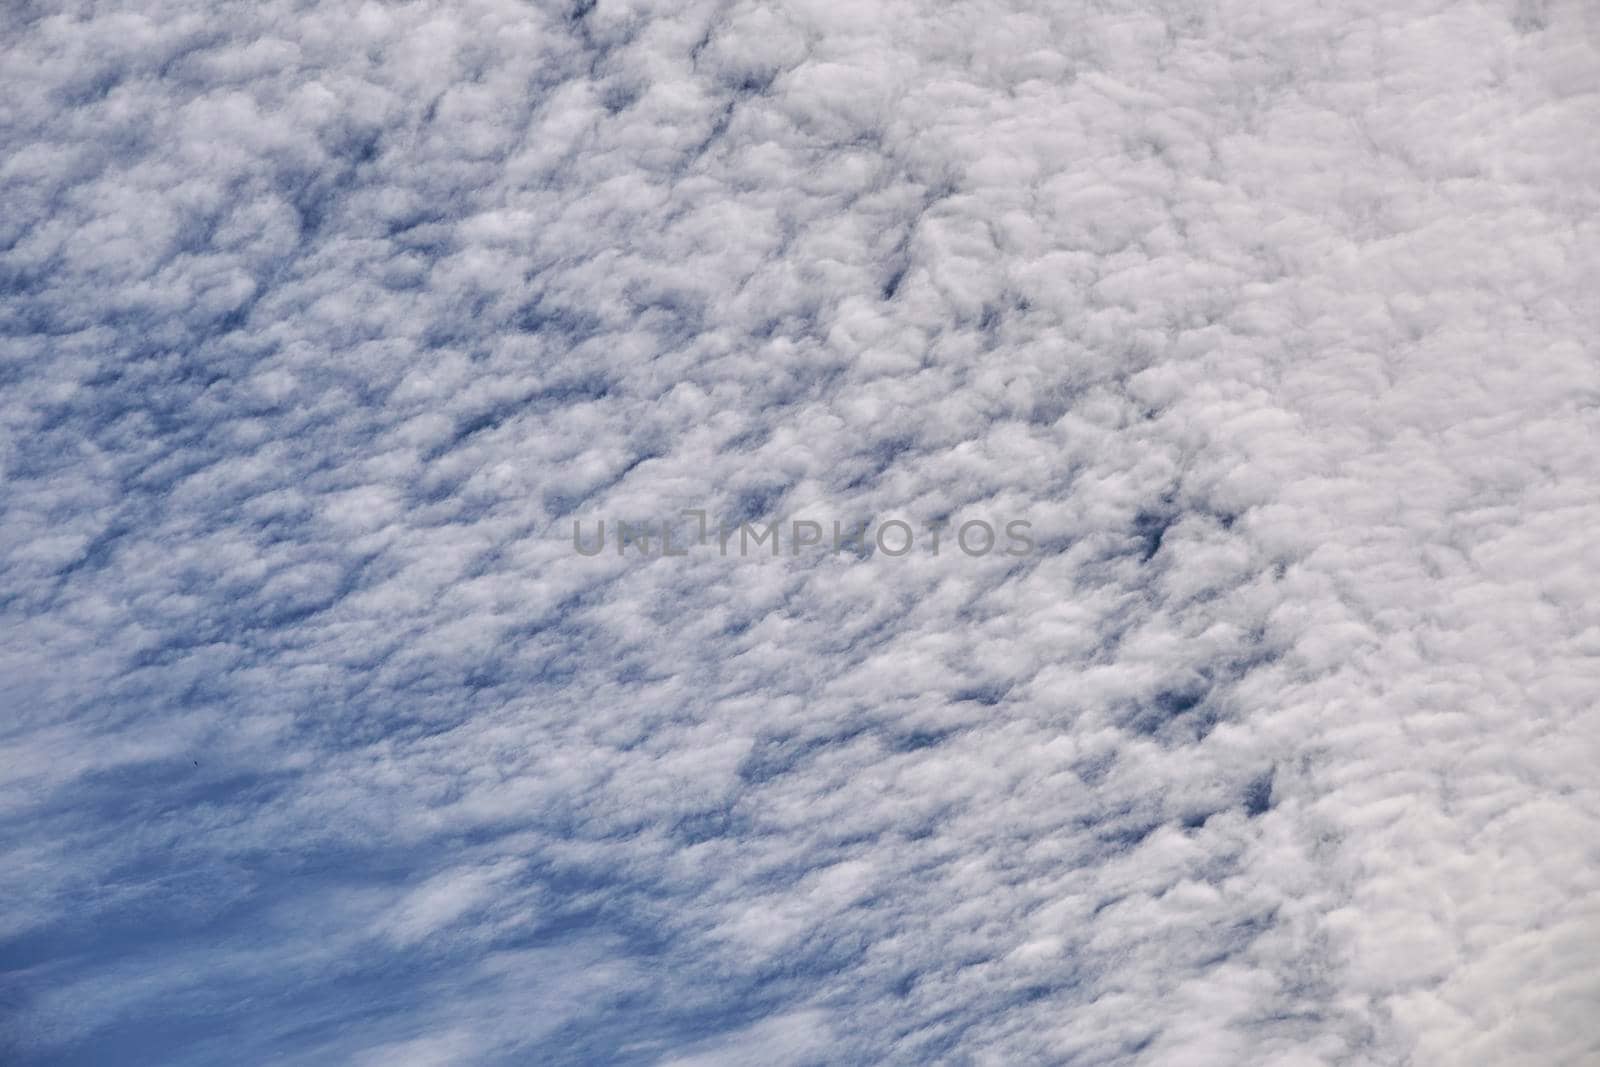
[2,0,1598,1063]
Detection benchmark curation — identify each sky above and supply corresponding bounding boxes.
[1,0,1598,1063]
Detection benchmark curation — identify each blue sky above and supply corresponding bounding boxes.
[3,0,1599,1063]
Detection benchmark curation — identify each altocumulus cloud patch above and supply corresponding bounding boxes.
[2,0,1598,1064]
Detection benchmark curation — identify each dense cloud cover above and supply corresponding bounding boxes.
[2,0,1598,1063]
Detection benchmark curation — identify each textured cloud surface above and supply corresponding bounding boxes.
[3,0,1598,1063]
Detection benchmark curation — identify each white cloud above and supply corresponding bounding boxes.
[2,0,1597,1063]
